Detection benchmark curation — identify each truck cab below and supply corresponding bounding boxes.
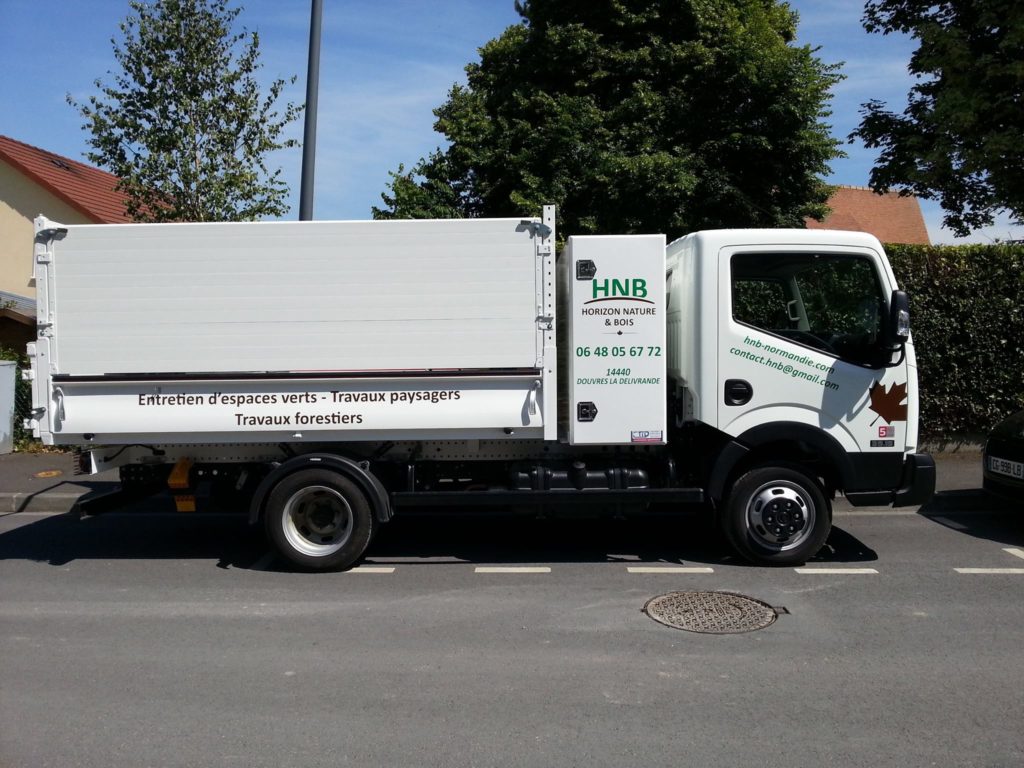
[666,229,934,563]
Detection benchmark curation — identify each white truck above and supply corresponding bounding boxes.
[27,207,934,569]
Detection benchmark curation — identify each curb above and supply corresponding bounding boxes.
[0,481,121,515]
[0,491,86,515]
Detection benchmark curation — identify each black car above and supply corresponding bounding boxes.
[983,409,1024,503]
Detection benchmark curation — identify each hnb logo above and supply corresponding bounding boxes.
[592,278,647,299]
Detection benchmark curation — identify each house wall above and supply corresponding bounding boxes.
[0,159,93,298]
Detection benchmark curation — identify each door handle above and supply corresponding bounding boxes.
[724,379,753,406]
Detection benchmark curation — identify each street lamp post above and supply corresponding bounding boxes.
[299,0,323,221]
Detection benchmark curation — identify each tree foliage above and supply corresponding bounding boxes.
[374,0,843,239]
[853,0,1024,236]
[70,0,302,222]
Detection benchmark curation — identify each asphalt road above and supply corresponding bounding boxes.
[1,457,1022,768]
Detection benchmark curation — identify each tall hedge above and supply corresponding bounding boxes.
[886,243,1024,438]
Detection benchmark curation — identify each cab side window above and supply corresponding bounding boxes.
[732,253,886,366]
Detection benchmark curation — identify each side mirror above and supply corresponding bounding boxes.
[886,290,911,347]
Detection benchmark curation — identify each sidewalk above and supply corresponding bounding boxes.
[0,449,985,516]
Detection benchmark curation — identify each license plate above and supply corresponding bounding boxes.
[988,455,1024,480]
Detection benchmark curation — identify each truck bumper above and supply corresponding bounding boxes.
[893,453,936,506]
[845,453,936,508]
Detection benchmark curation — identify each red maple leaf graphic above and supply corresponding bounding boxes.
[869,381,908,424]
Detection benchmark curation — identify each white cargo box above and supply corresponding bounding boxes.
[37,217,547,375]
[29,212,558,445]
[561,235,667,445]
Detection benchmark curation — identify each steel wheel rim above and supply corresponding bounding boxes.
[282,485,354,557]
[746,480,816,552]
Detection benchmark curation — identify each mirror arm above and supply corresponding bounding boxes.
[882,343,907,369]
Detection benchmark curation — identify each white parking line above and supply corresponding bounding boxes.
[955,568,1024,575]
[474,566,551,574]
[349,566,396,574]
[627,566,715,574]
[794,567,879,574]
[1004,548,1024,561]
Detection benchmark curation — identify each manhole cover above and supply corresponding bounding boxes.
[643,591,778,634]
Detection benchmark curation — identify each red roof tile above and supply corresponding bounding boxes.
[806,185,930,245]
[0,135,131,223]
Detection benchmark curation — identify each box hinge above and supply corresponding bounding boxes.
[521,219,552,240]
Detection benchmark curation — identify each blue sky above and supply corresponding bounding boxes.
[0,0,1018,243]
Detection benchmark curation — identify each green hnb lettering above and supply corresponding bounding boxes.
[592,278,648,299]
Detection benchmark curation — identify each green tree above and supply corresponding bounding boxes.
[374,0,843,239]
[852,1,1024,237]
[70,0,302,222]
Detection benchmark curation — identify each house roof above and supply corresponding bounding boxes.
[0,290,35,316]
[0,135,130,223]
[806,185,930,245]
[0,290,36,326]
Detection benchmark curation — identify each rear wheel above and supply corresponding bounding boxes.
[721,465,831,566]
[264,469,375,571]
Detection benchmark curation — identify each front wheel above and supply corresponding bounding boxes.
[263,469,375,571]
[721,465,831,566]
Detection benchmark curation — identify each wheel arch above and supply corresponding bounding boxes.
[707,422,854,504]
[248,453,392,526]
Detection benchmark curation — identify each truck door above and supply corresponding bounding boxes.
[717,245,913,480]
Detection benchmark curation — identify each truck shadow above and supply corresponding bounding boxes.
[809,526,878,563]
[367,514,731,566]
[0,508,267,569]
[917,489,1024,547]
[367,514,878,566]
[0,504,879,570]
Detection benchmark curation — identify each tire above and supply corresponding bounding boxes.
[721,464,831,566]
[263,468,375,571]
